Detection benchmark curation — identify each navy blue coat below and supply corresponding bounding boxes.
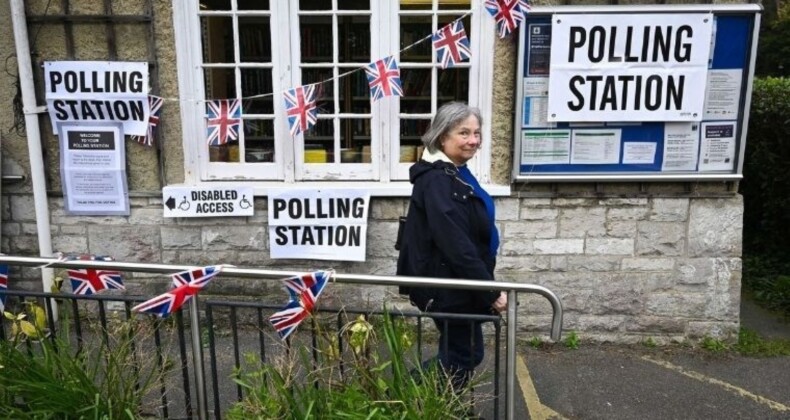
[396,158,499,314]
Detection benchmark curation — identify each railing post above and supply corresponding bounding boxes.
[189,298,208,420]
[506,289,517,419]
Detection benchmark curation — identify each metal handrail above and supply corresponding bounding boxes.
[0,254,564,420]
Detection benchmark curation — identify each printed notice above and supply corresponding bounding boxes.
[703,69,742,121]
[662,122,700,171]
[523,97,551,128]
[699,121,737,171]
[521,130,571,165]
[622,142,657,164]
[58,122,129,215]
[268,189,370,262]
[527,24,551,76]
[570,130,622,164]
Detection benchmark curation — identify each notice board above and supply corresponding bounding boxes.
[513,4,761,182]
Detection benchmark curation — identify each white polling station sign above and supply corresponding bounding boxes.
[162,186,254,218]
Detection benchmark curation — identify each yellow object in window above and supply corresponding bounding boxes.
[304,149,328,163]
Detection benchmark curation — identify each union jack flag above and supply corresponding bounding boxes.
[283,84,319,136]
[0,263,8,312]
[130,95,163,147]
[433,21,472,69]
[205,99,242,146]
[269,270,332,340]
[365,56,404,102]
[485,0,530,39]
[67,255,125,295]
[133,265,222,318]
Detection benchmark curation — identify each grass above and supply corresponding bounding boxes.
[734,328,790,357]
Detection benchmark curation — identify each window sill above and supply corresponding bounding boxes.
[166,181,512,197]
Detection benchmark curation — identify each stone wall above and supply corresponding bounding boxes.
[0,0,745,343]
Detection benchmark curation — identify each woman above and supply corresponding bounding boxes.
[397,102,507,389]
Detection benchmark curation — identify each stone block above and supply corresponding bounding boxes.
[10,195,36,222]
[52,235,88,254]
[566,256,621,272]
[495,255,551,273]
[559,207,606,238]
[370,198,406,220]
[366,221,400,258]
[502,221,557,239]
[88,225,161,262]
[645,292,708,317]
[496,198,520,221]
[519,207,558,221]
[499,239,535,256]
[607,207,649,221]
[621,257,674,271]
[533,239,584,255]
[606,220,636,238]
[161,226,202,249]
[649,198,689,222]
[586,238,634,255]
[636,222,685,256]
[202,226,266,250]
[688,198,743,257]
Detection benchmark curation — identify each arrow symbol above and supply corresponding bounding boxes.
[165,196,176,210]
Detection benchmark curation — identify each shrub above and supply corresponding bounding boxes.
[0,304,173,418]
[227,311,483,419]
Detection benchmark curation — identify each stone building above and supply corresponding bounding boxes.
[0,0,755,343]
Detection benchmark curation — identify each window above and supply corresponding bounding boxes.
[174,0,494,190]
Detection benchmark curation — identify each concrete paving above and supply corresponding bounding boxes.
[515,296,790,420]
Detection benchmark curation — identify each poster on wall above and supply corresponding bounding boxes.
[547,13,713,122]
[513,5,761,181]
[57,122,130,215]
[268,189,370,262]
[45,61,149,136]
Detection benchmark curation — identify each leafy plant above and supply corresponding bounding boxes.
[734,328,790,357]
[227,310,482,419]
[528,336,542,349]
[700,336,728,353]
[563,331,580,350]
[0,307,173,418]
[642,337,657,348]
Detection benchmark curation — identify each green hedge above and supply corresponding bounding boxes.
[740,77,790,316]
[741,77,790,255]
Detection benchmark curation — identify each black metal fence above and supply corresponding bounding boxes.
[0,290,505,419]
[0,255,563,419]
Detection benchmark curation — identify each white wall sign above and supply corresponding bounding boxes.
[58,122,129,215]
[45,61,149,135]
[268,189,370,262]
[548,13,713,122]
[162,186,254,218]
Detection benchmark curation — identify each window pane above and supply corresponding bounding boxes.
[339,16,370,63]
[239,17,272,62]
[301,16,333,63]
[210,141,240,162]
[241,69,273,114]
[340,119,371,163]
[400,0,432,11]
[300,0,331,11]
[340,69,370,114]
[201,16,233,64]
[304,119,334,164]
[399,119,429,162]
[205,67,236,99]
[438,67,468,103]
[401,68,431,113]
[400,16,432,62]
[303,68,335,114]
[201,0,231,11]
[238,0,269,10]
[245,119,275,163]
[338,0,369,10]
[438,0,471,10]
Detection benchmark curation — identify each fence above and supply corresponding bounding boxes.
[0,255,563,419]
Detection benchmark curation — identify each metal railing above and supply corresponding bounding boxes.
[0,255,563,419]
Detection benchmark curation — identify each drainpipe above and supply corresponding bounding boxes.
[9,0,55,296]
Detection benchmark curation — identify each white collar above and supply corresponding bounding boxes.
[422,148,455,165]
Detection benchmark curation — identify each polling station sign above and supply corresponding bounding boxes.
[547,14,713,122]
[268,189,370,262]
[45,61,149,136]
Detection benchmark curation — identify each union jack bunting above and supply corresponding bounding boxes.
[205,99,242,146]
[67,255,125,295]
[130,95,163,147]
[269,270,332,340]
[433,21,472,69]
[485,0,530,39]
[0,263,8,312]
[283,84,319,136]
[365,56,404,102]
[133,265,222,318]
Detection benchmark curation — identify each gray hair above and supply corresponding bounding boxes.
[421,102,483,153]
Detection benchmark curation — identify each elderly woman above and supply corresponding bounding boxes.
[397,101,507,390]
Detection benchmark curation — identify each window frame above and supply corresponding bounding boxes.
[172,0,499,193]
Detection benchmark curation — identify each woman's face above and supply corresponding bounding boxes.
[440,114,481,166]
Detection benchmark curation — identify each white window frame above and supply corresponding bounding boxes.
[172,0,501,195]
